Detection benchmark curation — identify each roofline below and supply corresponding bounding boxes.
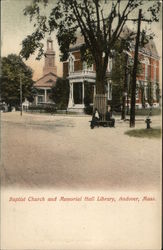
[35,72,58,82]
[69,43,84,52]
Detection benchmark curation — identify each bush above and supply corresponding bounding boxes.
[28,103,57,113]
[84,104,93,115]
[135,108,161,116]
[50,78,69,110]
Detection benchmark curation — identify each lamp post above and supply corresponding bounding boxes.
[20,75,23,116]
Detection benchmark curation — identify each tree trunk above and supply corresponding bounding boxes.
[121,54,128,120]
[95,63,106,94]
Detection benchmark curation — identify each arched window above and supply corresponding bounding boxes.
[69,54,75,73]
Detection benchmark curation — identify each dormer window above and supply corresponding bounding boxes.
[69,54,75,73]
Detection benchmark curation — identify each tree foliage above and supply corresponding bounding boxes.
[111,38,142,111]
[0,54,34,108]
[20,0,160,94]
[50,77,69,109]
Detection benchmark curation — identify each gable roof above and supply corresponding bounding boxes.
[34,72,58,88]
[35,72,58,82]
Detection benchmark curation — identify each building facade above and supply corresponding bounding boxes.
[63,34,160,112]
[136,40,160,108]
[34,37,57,105]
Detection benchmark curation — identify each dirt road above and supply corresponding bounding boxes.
[1,112,162,191]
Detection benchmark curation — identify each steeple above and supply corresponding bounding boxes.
[43,37,57,75]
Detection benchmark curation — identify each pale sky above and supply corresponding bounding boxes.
[1,0,162,82]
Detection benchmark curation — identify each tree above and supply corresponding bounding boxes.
[139,83,146,108]
[20,0,160,95]
[147,81,153,107]
[84,81,94,114]
[155,82,161,104]
[111,48,126,112]
[111,38,142,118]
[50,77,69,109]
[0,54,34,110]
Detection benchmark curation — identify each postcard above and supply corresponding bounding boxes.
[1,0,162,249]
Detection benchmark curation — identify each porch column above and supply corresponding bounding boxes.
[68,82,74,108]
[44,89,47,103]
[82,81,85,104]
[93,85,96,97]
[36,95,38,105]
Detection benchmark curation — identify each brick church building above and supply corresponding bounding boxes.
[34,37,57,105]
[63,28,160,113]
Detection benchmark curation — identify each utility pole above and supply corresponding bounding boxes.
[20,75,22,116]
[121,53,128,120]
[126,73,130,115]
[130,9,142,127]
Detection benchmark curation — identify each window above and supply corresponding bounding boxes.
[83,61,87,70]
[144,85,148,100]
[83,61,93,71]
[69,54,74,73]
[153,84,156,100]
[153,63,157,82]
[107,81,112,100]
[87,64,93,71]
[38,95,44,103]
[144,58,149,80]
[136,80,140,100]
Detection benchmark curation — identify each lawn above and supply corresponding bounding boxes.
[125,128,161,138]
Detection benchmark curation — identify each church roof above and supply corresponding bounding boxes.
[34,72,57,88]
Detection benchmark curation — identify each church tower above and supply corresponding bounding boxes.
[43,37,57,76]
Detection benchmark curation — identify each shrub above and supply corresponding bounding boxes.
[84,104,93,115]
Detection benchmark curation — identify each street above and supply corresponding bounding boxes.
[1,112,161,191]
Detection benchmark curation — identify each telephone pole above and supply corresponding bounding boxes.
[121,53,128,120]
[130,9,142,127]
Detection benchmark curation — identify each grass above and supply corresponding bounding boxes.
[125,128,161,138]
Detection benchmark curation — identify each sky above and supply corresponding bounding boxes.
[1,0,162,82]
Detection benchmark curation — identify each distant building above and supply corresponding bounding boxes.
[63,28,160,112]
[34,38,57,104]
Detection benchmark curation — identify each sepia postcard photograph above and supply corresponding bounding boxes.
[0,0,162,249]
